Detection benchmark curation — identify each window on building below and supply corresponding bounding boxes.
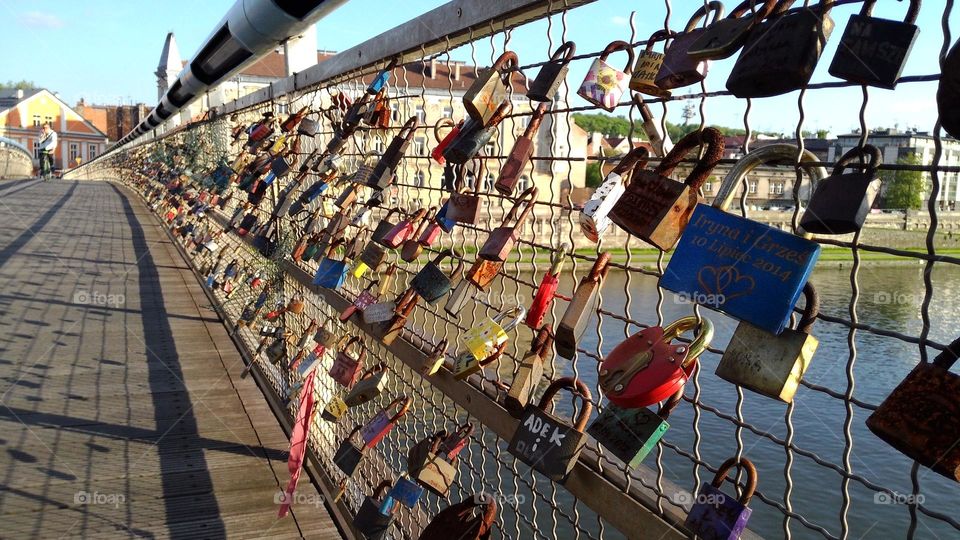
[88,144,98,159]
[484,173,496,191]
[771,182,785,195]
[373,137,386,154]
[32,115,41,127]
[442,106,453,119]
[33,141,41,159]
[44,115,53,125]
[748,180,758,194]
[518,175,530,192]
[414,136,427,156]
[390,103,400,123]
[69,143,80,162]
[414,171,426,187]
[414,105,425,123]
[484,142,496,157]
[703,181,713,193]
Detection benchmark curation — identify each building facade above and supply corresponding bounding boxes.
[0,89,109,170]
[76,100,149,143]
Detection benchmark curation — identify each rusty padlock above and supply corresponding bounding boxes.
[555,253,612,359]
[344,362,389,407]
[401,207,436,262]
[505,325,553,416]
[527,41,576,102]
[609,127,724,250]
[381,288,418,346]
[495,104,548,196]
[687,0,778,60]
[465,258,503,291]
[479,186,538,262]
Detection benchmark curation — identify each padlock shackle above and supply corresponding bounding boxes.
[683,0,725,32]
[550,41,577,63]
[611,146,650,177]
[643,30,676,53]
[549,244,571,276]
[715,143,828,212]
[860,0,920,23]
[933,335,960,369]
[491,50,520,80]
[832,145,882,177]
[656,127,724,190]
[431,338,449,356]
[662,316,714,365]
[522,102,550,139]
[372,480,393,499]
[586,252,613,283]
[357,362,388,381]
[398,116,420,142]
[433,118,458,142]
[395,287,419,315]
[502,186,539,227]
[530,324,555,358]
[728,0,779,20]
[537,376,593,432]
[598,40,636,73]
[493,305,527,332]
[796,282,820,334]
[712,456,758,506]
[488,100,514,128]
[657,388,685,420]
[385,395,412,422]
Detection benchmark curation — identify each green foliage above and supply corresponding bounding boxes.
[571,112,784,143]
[881,153,926,210]
[0,80,36,90]
[585,162,603,188]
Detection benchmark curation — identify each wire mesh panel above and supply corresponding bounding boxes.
[72,1,960,538]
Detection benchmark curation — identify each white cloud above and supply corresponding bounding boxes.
[20,11,64,30]
[610,15,629,27]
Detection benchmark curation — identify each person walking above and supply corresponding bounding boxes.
[37,123,57,180]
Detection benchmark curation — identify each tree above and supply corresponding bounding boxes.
[881,153,926,210]
[585,162,603,188]
[0,80,36,90]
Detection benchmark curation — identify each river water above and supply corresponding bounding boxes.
[474,263,960,539]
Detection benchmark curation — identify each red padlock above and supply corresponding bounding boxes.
[525,244,569,329]
[431,118,463,165]
[599,317,713,408]
[418,207,444,247]
[381,208,427,249]
[438,422,474,460]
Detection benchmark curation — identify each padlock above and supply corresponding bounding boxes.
[828,0,919,89]
[526,246,568,329]
[687,0,778,60]
[463,51,518,125]
[580,147,649,242]
[866,336,960,481]
[419,496,497,540]
[631,94,673,157]
[799,145,882,235]
[420,339,448,376]
[280,106,309,133]
[262,155,294,186]
[352,481,397,539]
[315,318,340,348]
[726,0,835,98]
[321,394,348,422]
[265,335,287,365]
[296,345,325,378]
[370,208,401,246]
[588,389,683,470]
[505,325,553,416]
[630,30,674,98]
[465,258,502,291]
[479,187,538,261]
[444,104,512,165]
[334,183,358,209]
[442,157,487,223]
[296,320,319,349]
[387,476,424,509]
[408,424,472,497]
[939,41,960,139]
[609,127,724,250]
[431,118,462,165]
[577,40,634,112]
[329,336,366,388]
[460,305,525,362]
[297,116,320,137]
[344,363,389,407]
[369,116,419,190]
[345,232,365,262]
[381,208,427,249]
[363,300,397,324]
[660,143,825,335]
[351,205,372,228]
[555,253,611,359]
[367,57,397,94]
[410,249,464,304]
[495,104,548,195]
[417,219,443,248]
[508,377,592,482]
[400,207,435,262]
[600,316,713,409]
[685,457,758,540]
[656,1,725,90]
[717,282,820,403]
[360,396,411,448]
[527,41,576,102]
[381,289,418,346]
[340,280,380,321]
[444,279,474,317]
[313,239,349,289]
[452,341,508,381]
[286,294,305,315]
[333,425,365,476]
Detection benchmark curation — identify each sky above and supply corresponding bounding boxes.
[1,0,958,136]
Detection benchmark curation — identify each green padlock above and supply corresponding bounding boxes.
[587,389,683,469]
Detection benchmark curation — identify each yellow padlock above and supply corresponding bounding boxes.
[270,134,287,154]
[461,306,525,360]
[352,261,370,278]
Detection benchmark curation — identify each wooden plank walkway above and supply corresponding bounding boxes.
[0,179,342,539]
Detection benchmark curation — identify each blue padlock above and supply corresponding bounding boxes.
[435,199,457,233]
[660,144,824,335]
[684,457,757,540]
[367,58,397,94]
[387,476,424,508]
[312,239,348,290]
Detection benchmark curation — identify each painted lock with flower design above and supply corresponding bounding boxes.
[576,40,635,112]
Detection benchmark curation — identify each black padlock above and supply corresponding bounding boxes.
[726,1,835,98]
[352,481,397,539]
[939,40,960,139]
[526,41,576,102]
[369,116,419,190]
[443,101,512,165]
[410,249,464,304]
[687,0,778,60]
[333,425,365,476]
[799,145,882,235]
[828,0,920,89]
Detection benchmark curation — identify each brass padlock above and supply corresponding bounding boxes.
[799,145,882,235]
[726,0,835,98]
[421,339,448,377]
[629,31,674,98]
[687,0,778,60]
[463,51,518,125]
[556,254,611,359]
[717,283,819,403]
[505,325,553,416]
[344,363,389,407]
[655,1,724,90]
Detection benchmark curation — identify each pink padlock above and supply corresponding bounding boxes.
[381,208,427,249]
[360,396,412,448]
[577,40,635,112]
